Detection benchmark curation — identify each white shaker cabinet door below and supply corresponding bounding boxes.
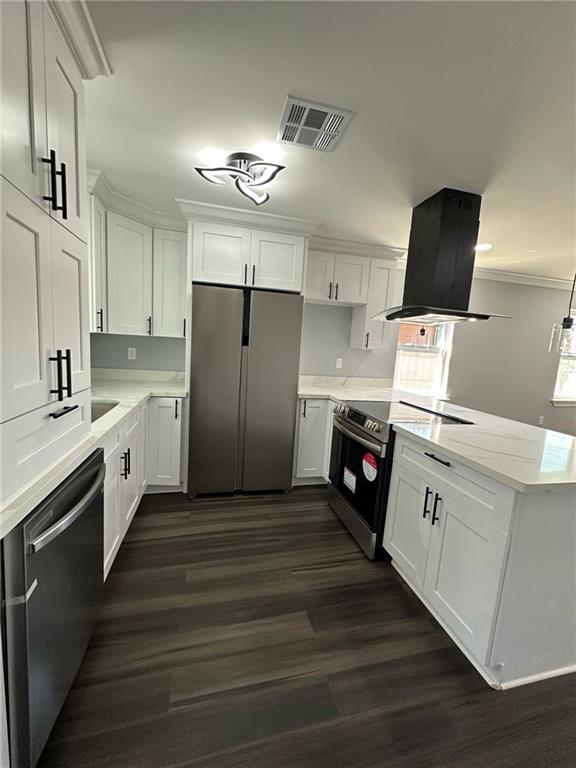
[1,181,53,423]
[89,194,107,333]
[103,436,122,579]
[304,251,335,302]
[250,230,305,292]
[295,399,330,478]
[43,6,87,243]
[153,229,187,337]
[333,253,370,304]
[148,397,182,486]
[50,220,91,395]
[0,0,48,208]
[422,485,508,664]
[107,212,153,335]
[350,260,397,350]
[192,221,250,286]
[383,462,434,593]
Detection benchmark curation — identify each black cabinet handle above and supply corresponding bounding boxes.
[425,451,451,468]
[422,487,432,518]
[335,282,339,301]
[365,332,369,348]
[127,447,131,476]
[42,150,59,210]
[431,493,442,525]
[57,161,68,220]
[303,399,307,418]
[62,349,72,397]
[252,265,256,285]
[175,399,179,419]
[244,264,248,284]
[183,318,186,337]
[328,281,333,299]
[147,316,152,335]
[49,349,64,401]
[121,451,129,479]
[96,308,104,332]
[49,404,79,419]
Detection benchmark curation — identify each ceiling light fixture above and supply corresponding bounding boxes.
[195,151,285,206]
[549,271,576,353]
[474,243,493,252]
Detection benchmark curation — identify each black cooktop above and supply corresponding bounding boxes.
[344,400,472,426]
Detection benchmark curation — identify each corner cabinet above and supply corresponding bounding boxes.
[89,193,107,332]
[153,230,187,337]
[147,397,182,486]
[192,221,305,293]
[350,259,397,350]
[384,433,576,689]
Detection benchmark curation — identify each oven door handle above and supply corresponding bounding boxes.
[333,417,385,456]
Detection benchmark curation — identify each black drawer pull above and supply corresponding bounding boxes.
[121,451,129,479]
[48,404,79,419]
[422,486,432,518]
[425,451,451,468]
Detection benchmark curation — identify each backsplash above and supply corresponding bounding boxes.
[90,334,185,371]
[299,303,398,378]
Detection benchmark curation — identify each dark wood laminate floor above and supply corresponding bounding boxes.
[39,488,576,768]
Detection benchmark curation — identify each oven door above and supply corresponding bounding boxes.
[329,415,387,531]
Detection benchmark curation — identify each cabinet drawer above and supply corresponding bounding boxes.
[0,389,91,501]
[102,427,122,461]
[122,405,140,437]
[393,434,515,533]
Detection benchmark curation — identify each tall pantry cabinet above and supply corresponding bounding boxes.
[0,1,92,501]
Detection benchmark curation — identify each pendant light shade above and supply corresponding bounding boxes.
[549,272,576,353]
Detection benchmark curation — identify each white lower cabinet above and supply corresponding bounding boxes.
[121,408,140,533]
[147,397,182,486]
[103,427,122,579]
[294,398,332,480]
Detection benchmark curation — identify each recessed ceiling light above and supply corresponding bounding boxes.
[475,243,493,252]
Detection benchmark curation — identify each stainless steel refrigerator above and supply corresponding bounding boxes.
[188,283,303,494]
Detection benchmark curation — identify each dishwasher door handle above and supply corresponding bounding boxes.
[29,465,106,553]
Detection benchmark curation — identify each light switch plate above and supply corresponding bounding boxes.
[128,347,136,360]
[336,357,343,369]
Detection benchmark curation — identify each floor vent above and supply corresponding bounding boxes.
[276,96,354,152]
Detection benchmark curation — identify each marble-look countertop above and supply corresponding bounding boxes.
[0,370,187,539]
[298,376,576,494]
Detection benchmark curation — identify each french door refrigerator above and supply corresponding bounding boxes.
[188,283,303,494]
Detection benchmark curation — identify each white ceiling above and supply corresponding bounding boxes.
[86,1,575,279]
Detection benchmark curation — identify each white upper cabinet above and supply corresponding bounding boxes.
[1,0,47,208]
[304,251,335,302]
[250,230,305,292]
[333,253,370,304]
[153,229,187,337]
[148,397,182,486]
[1,180,53,422]
[305,251,370,305]
[43,6,87,243]
[50,219,91,395]
[89,194,107,332]
[192,221,250,286]
[350,260,397,350]
[107,211,153,336]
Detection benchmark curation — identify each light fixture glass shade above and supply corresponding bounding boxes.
[549,318,575,353]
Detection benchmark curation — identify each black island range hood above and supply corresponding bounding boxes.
[378,187,503,324]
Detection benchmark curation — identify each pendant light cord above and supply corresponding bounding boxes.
[569,271,576,316]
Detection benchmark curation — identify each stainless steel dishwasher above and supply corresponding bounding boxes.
[1,448,105,768]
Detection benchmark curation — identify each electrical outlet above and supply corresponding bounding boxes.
[336,357,343,369]
[128,347,136,360]
[538,416,544,426]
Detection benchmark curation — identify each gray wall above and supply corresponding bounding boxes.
[448,280,576,436]
[299,303,398,378]
[90,334,185,371]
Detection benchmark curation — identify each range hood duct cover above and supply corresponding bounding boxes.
[383,188,493,324]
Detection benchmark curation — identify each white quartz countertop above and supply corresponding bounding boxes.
[0,371,187,539]
[298,376,576,493]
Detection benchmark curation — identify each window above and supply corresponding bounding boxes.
[393,323,454,397]
[553,311,576,402]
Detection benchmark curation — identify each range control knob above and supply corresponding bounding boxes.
[374,422,383,432]
[365,419,374,430]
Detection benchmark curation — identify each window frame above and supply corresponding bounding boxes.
[552,311,576,405]
[392,323,455,398]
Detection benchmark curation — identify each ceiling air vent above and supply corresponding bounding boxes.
[276,96,354,152]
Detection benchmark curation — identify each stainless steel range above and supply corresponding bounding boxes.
[328,400,471,559]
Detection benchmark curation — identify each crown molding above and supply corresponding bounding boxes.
[394,258,572,291]
[47,1,112,79]
[309,235,405,261]
[88,169,186,231]
[176,199,320,236]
